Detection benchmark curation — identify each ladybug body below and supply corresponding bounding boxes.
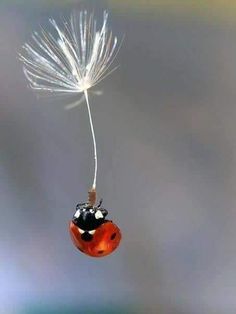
[69,200,121,257]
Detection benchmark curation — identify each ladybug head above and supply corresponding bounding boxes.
[72,200,108,232]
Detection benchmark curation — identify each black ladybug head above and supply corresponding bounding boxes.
[72,202,108,231]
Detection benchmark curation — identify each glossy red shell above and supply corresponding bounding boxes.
[69,221,122,257]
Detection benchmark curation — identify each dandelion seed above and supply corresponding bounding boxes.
[19,11,122,190]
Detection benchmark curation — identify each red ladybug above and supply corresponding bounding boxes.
[69,199,121,257]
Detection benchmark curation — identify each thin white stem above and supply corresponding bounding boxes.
[84,89,97,190]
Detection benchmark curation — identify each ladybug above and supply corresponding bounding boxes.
[69,198,121,257]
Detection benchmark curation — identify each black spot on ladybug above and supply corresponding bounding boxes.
[81,232,93,242]
[98,250,104,254]
[110,232,116,240]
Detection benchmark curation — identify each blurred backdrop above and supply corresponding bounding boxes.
[1,0,236,313]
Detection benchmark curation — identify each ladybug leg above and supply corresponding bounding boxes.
[97,198,103,208]
[99,207,108,217]
[76,202,87,210]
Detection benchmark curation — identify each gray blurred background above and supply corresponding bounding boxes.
[1,0,236,313]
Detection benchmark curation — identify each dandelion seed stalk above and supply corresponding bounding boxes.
[84,90,97,189]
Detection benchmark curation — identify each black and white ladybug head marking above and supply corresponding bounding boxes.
[72,199,108,232]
